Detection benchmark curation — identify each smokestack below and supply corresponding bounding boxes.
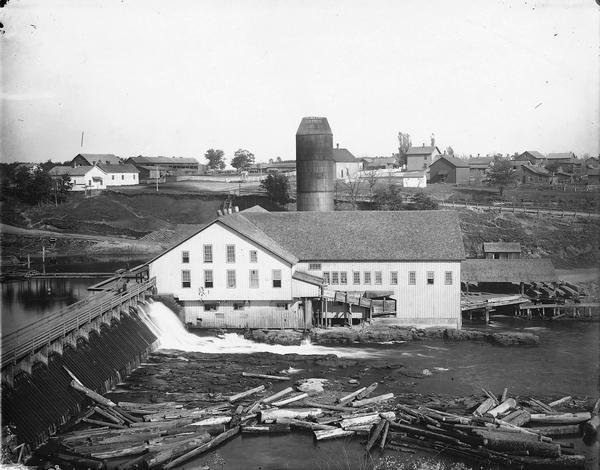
[336,143,339,149]
[431,133,435,147]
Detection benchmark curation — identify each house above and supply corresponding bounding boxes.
[262,160,297,173]
[126,156,201,176]
[467,157,493,184]
[48,165,107,191]
[405,143,442,172]
[361,157,397,171]
[586,168,600,185]
[72,154,121,167]
[545,152,576,164]
[521,164,552,185]
[332,146,362,179]
[97,164,139,187]
[136,165,166,184]
[483,242,521,260]
[461,259,556,293]
[147,209,465,329]
[514,151,545,166]
[428,156,470,184]
[554,171,574,184]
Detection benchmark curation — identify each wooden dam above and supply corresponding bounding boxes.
[1,275,157,450]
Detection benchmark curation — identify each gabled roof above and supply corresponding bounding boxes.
[406,146,441,156]
[519,151,545,160]
[127,156,199,165]
[546,152,575,160]
[242,205,269,213]
[483,242,521,253]
[468,157,493,168]
[431,156,470,168]
[97,163,139,174]
[296,117,332,136]
[332,148,358,163]
[292,270,323,286]
[362,157,396,165]
[75,154,121,165]
[461,259,556,283]
[49,165,105,176]
[239,210,464,261]
[522,164,551,176]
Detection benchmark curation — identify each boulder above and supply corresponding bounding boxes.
[296,378,328,395]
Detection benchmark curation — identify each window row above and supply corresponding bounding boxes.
[322,270,453,286]
[181,246,258,264]
[181,269,282,289]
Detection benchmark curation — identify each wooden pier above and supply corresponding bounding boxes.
[517,302,600,320]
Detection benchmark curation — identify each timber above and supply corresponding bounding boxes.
[352,393,394,408]
[529,412,591,424]
[259,408,323,422]
[241,423,291,434]
[242,372,290,381]
[365,419,387,452]
[272,393,309,407]
[145,433,211,468]
[262,387,294,404]
[228,385,265,403]
[530,425,581,437]
[313,429,355,441]
[162,427,240,469]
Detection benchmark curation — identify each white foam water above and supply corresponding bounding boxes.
[139,301,380,358]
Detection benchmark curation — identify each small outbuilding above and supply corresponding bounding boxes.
[483,242,521,260]
[428,156,470,184]
[333,146,362,180]
[72,153,121,167]
[521,164,552,185]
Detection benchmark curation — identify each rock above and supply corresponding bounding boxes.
[245,329,303,346]
[296,378,328,395]
[489,332,539,346]
[422,369,432,376]
[348,379,359,385]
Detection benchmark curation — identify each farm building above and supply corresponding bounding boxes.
[428,156,470,184]
[405,141,442,172]
[148,209,465,329]
[586,168,600,185]
[483,242,521,260]
[361,157,397,171]
[333,146,362,180]
[97,164,139,187]
[126,156,201,176]
[514,151,545,166]
[521,164,552,184]
[72,153,121,167]
[48,165,108,191]
[467,157,493,184]
[396,171,426,188]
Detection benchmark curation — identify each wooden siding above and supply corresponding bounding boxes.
[292,277,320,298]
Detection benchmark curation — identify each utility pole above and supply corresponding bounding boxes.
[81,131,84,148]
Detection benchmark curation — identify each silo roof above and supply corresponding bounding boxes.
[297,117,332,135]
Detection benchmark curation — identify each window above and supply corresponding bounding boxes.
[272,269,282,288]
[276,303,288,310]
[121,175,124,180]
[427,271,435,285]
[375,271,382,285]
[364,272,371,284]
[323,272,330,284]
[181,270,191,288]
[226,270,236,288]
[112,175,115,180]
[182,251,189,264]
[204,270,213,288]
[445,271,453,285]
[226,245,236,263]
[204,303,217,311]
[340,272,347,285]
[353,271,360,285]
[249,269,259,288]
[249,250,258,263]
[408,271,416,285]
[331,272,339,285]
[391,271,398,285]
[203,245,213,263]
[233,303,245,310]
[309,263,322,271]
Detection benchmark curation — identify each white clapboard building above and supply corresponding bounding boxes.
[148,207,465,329]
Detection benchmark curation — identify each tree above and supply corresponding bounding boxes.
[545,160,562,174]
[231,149,255,171]
[396,132,412,167]
[204,148,225,170]
[363,169,379,200]
[446,146,455,157]
[276,156,282,162]
[336,178,362,210]
[260,173,290,206]
[410,191,439,210]
[373,184,404,210]
[485,156,517,196]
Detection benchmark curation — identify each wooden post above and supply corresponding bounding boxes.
[485,306,490,324]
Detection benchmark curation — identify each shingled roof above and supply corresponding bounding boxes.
[483,242,521,253]
[97,163,139,174]
[48,165,103,176]
[406,146,441,156]
[433,156,470,168]
[461,259,556,283]
[332,148,358,163]
[128,156,199,165]
[546,152,575,160]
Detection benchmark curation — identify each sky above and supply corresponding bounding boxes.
[1,0,599,164]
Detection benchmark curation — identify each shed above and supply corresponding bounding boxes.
[521,164,552,185]
[461,259,557,284]
[428,156,470,184]
[483,242,521,259]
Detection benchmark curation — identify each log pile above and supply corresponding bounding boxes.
[45,375,596,469]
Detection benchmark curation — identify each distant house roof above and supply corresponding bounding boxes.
[292,270,324,286]
[127,156,199,165]
[75,154,121,165]
[546,152,575,160]
[97,163,139,174]
[362,157,396,165]
[397,171,426,178]
[483,242,521,253]
[517,151,545,160]
[468,157,493,168]
[432,156,470,168]
[586,168,600,176]
[242,205,269,213]
[264,160,297,170]
[49,165,103,177]
[461,259,556,283]
[406,146,441,156]
[522,164,551,176]
[332,148,358,163]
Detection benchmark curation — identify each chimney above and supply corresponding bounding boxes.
[336,143,339,149]
[217,210,224,216]
[234,206,240,213]
[430,133,435,147]
[422,143,425,147]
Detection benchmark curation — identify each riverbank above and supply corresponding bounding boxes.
[244,323,540,347]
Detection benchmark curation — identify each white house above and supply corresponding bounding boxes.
[333,146,363,180]
[98,164,139,186]
[148,208,465,329]
[48,165,107,191]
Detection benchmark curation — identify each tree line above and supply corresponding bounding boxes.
[0,162,72,205]
[204,148,255,172]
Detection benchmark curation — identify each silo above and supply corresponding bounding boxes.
[296,117,335,211]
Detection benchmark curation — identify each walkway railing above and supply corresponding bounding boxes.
[439,201,599,218]
[1,278,155,368]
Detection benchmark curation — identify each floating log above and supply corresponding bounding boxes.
[365,419,387,452]
[244,400,262,414]
[242,372,290,381]
[54,452,105,470]
[388,422,464,446]
[352,393,394,408]
[228,385,265,403]
[314,429,355,441]
[500,388,508,403]
[481,388,499,405]
[303,400,352,412]
[71,380,117,408]
[482,435,562,458]
[356,382,378,400]
[163,427,240,469]
[530,398,556,414]
[474,398,496,416]
[262,387,294,404]
[272,393,309,407]
[487,398,517,418]
[513,455,585,469]
[379,420,390,451]
[241,423,291,434]
[93,406,124,425]
[118,401,183,410]
[82,418,127,430]
[146,433,212,468]
[549,396,572,408]
[340,412,395,429]
[90,443,149,460]
[190,416,232,427]
[502,409,531,426]
[259,408,323,423]
[277,418,337,431]
[529,412,591,424]
[338,387,366,405]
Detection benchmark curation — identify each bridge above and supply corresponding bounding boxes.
[1,276,157,449]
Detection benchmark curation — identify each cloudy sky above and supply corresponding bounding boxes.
[1,0,598,164]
